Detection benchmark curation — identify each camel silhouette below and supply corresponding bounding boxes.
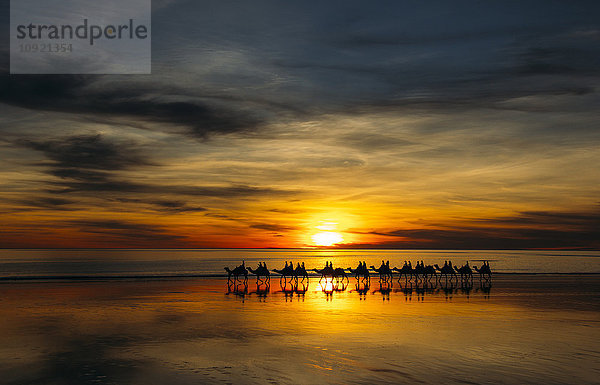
[313,262,335,283]
[247,262,270,283]
[348,261,370,281]
[272,262,295,284]
[421,264,438,283]
[224,261,248,282]
[294,262,309,282]
[393,261,414,283]
[333,267,349,283]
[434,262,458,282]
[454,262,473,283]
[370,261,393,282]
[313,264,349,283]
[223,259,494,299]
[473,261,492,282]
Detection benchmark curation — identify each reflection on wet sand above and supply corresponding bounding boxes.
[1,275,598,384]
[227,274,493,303]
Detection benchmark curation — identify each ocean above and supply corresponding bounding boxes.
[1,249,599,384]
[0,249,599,280]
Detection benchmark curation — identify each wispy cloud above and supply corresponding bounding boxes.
[1,1,599,248]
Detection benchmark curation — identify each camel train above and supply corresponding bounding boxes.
[225,259,492,289]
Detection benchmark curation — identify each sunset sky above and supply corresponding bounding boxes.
[1,0,599,249]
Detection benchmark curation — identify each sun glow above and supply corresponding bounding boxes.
[312,232,343,246]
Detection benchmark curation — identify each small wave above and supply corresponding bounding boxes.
[0,274,225,281]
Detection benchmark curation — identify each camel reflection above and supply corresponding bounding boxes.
[372,279,392,300]
[436,279,478,300]
[399,283,413,301]
[318,276,348,301]
[248,281,270,301]
[477,280,492,299]
[318,276,347,292]
[226,280,248,300]
[278,276,309,301]
[354,277,370,300]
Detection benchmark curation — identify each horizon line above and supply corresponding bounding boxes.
[1,247,598,251]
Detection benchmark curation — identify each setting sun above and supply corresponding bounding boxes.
[312,232,343,246]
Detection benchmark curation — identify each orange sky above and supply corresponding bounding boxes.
[1,2,599,249]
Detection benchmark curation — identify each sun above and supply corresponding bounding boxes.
[312,232,343,246]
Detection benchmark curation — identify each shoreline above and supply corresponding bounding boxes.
[0,272,600,287]
[1,271,599,283]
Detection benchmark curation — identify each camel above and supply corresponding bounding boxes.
[434,262,458,282]
[393,262,414,282]
[333,267,349,284]
[294,262,309,281]
[348,261,370,280]
[454,262,473,283]
[246,262,270,283]
[473,261,492,281]
[313,262,335,283]
[313,263,348,289]
[272,262,296,283]
[370,261,393,282]
[224,261,248,282]
[421,264,438,283]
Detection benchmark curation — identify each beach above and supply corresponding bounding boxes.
[3,1,600,384]
[1,274,598,384]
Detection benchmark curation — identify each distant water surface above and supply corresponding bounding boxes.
[0,249,599,279]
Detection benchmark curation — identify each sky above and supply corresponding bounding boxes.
[0,0,599,249]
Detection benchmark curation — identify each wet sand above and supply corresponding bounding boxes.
[1,275,598,384]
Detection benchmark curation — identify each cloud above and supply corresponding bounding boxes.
[16,197,77,210]
[476,210,600,229]
[18,134,150,171]
[250,223,298,232]
[353,209,600,249]
[13,133,297,198]
[112,198,206,213]
[0,75,262,138]
[1,1,599,249]
[48,180,296,198]
[70,219,186,242]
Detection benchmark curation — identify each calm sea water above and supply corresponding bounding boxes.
[1,250,599,384]
[1,275,598,384]
[0,249,599,279]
